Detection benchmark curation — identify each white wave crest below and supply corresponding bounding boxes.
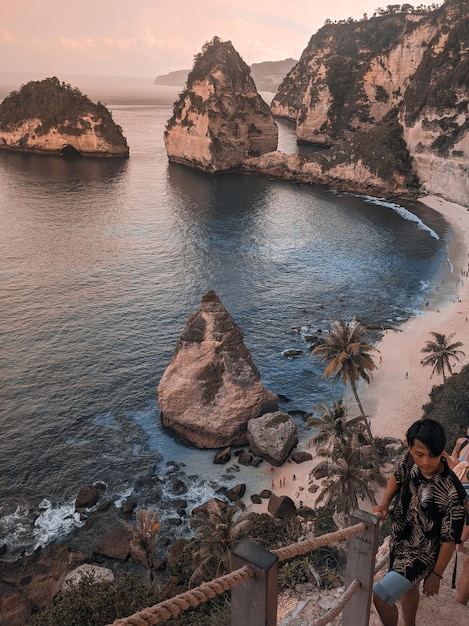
[361,196,439,239]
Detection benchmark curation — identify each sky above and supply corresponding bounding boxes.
[0,1,435,80]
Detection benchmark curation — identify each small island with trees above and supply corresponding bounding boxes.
[0,77,129,158]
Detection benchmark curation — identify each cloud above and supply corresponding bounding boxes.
[102,37,137,51]
[0,27,18,43]
[58,37,96,51]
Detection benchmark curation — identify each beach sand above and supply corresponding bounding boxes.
[243,195,469,516]
[361,194,469,441]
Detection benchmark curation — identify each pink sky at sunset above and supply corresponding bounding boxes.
[1,1,439,80]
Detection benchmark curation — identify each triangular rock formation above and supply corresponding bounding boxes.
[158,290,278,448]
[164,37,278,172]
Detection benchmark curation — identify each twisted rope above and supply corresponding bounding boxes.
[374,553,389,574]
[310,578,360,626]
[273,521,366,562]
[108,565,254,626]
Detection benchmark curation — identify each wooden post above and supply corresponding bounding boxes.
[230,539,278,626]
[341,509,380,626]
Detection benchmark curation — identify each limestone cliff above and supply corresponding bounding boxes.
[157,290,278,448]
[271,0,468,204]
[164,37,278,172]
[0,77,129,158]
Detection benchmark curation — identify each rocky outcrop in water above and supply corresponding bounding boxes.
[157,290,278,448]
[0,77,129,158]
[164,37,278,172]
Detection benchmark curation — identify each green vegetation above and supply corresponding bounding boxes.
[27,572,161,626]
[0,77,125,144]
[321,108,418,189]
[422,364,469,448]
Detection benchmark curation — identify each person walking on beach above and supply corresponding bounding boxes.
[373,418,466,626]
[451,425,469,463]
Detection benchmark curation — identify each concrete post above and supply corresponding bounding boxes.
[230,539,278,626]
[342,509,380,626]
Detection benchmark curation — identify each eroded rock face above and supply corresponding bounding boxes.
[270,0,469,203]
[158,290,278,448]
[0,77,129,158]
[247,411,298,466]
[164,37,278,172]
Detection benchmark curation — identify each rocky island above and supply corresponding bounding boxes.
[164,37,278,173]
[0,77,129,158]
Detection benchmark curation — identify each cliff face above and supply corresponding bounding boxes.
[271,0,469,204]
[0,77,129,158]
[164,37,278,172]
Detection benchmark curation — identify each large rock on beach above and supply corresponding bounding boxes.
[158,290,278,448]
[247,411,298,466]
[268,494,297,521]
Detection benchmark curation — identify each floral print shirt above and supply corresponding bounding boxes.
[390,452,466,584]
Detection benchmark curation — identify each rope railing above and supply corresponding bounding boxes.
[108,565,254,626]
[310,578,360,626]
[272,521,366,562]
[108,511,380,626]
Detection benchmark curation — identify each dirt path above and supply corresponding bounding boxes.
[278,550,468,625]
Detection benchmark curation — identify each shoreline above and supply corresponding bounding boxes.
[361,194,469,441]
[243,194,469,515]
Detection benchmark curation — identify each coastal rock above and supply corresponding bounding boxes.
[282,348,303,358]
[75,485,100,510]
[291,451,313,464]
[268,494,297,521]
[158,290,278,448]
[247,411,298,466]
[225,483,246,501]
[0,545,86,624]
[164,37,278,172]
[62,564,115,591]
[214,447,231,464]
[0,77,129,158]
[94,526,133,561]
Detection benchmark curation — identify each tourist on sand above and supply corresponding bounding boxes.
[373,418,466,626]
[451,425,469,463]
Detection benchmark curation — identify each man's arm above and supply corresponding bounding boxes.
[423,541,456,595]
[373,474,398,521]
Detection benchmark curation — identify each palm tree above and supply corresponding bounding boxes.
[123,510,160,582]
[189,500,251,585]
[306,397,366,450]
[311,318,378,444]
[421,332,465,382]
[310,439,386,522]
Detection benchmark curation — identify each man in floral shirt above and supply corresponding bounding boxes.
[373,418,466,626]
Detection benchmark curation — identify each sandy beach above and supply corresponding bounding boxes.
[361,194,469,440]
[243,194,469,515]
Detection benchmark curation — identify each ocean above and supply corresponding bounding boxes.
[0,74,456,560]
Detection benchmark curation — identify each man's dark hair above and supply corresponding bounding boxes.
[406,418,446,456]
